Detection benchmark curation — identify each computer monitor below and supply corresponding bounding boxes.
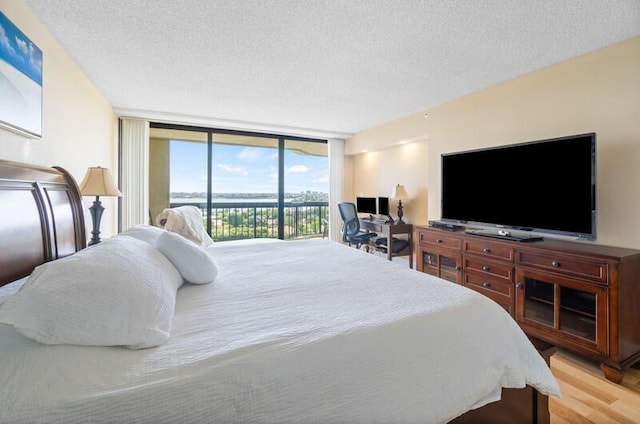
[378,197,389,216]
[356,197,377,215]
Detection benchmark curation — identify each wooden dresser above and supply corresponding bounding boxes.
[415,225,640,383]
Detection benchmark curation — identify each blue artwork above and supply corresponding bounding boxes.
[0,11,43,138]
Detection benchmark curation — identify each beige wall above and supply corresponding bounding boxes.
[0,1,118,238]
[346,36,640,249]
[348,141,429,226]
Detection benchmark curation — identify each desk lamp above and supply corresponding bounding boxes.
[391,184,409,224]
[79,166,122,246]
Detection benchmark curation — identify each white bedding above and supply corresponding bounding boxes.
[0,239,560,423]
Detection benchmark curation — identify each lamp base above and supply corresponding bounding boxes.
[396,200,405,225]
[88,197,105,246]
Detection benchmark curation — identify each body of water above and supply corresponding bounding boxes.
[171,198,293,204]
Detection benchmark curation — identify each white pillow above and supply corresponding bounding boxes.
[118,224,166,245]
[0,236,183,349]
[155,231,219,285]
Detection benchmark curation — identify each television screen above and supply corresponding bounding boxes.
[378,197,389,216]
[441,133,596,239]
[356,197,377,215]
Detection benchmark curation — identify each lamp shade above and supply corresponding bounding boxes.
[79,167,122,197]
[391,184,409,201]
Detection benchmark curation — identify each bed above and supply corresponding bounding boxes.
[0,159,560,423]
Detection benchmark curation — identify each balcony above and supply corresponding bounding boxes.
[170,201,329,241]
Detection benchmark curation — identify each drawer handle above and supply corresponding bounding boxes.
[455,266,462,271]
[482,281,491,288]
[482,265,490,271]
[551,260,561,268]
[483,248,492,253]
[516,282,524,290]
[436,239,443,243]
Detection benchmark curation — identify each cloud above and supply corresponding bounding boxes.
[287,165,308,174]
[217,163,248,175]
[0,24,16,56]
[237,148,262,163]
[28,43,42,72]
[313,176,329,183]
[15,36,28,57]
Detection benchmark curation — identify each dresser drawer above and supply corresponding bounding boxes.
[465,271,513,298]
[418,231,461,250]
[464,257,513,282]
[483,290,514,316]
[517,251,608,284]
[463,240,514,262]
[464,275,514,316]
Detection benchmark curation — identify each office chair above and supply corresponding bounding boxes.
[337,202,377,249]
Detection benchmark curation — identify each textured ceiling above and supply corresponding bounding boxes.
[26,0,640,138]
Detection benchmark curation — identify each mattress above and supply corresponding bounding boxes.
[0,239,560,423]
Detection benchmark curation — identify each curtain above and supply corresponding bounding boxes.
[119,118,149,231]
[328,138,345,242]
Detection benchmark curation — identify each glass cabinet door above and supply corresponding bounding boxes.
[522,278,554,327]
[516,269,607,354]
[421,249,462,283]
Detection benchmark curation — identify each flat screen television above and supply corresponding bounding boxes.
[377,197,389,216]
[356,196,377,215]
[441,133,596,240]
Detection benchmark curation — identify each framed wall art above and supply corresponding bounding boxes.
[0,11,43,138]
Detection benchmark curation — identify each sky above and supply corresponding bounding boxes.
[0,12,42,85]
[169,140,329,194]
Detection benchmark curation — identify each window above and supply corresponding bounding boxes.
[149,124,328,241]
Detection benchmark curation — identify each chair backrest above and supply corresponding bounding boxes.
[338,202,357,222]
[338,202,361,242]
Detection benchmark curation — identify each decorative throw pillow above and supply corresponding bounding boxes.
[155,206,214,246]
[155,231,219,285]
[0,236,183,349]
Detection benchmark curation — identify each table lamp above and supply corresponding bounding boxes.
[79,166,122,246]
[391,184,409,224]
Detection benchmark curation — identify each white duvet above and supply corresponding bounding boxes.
[0,239,560,423]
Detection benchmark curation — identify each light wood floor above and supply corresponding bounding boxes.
[550,349,640,423]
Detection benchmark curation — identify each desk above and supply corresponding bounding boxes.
[359,220,413,268]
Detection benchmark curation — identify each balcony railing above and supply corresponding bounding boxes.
[170,201,329,241]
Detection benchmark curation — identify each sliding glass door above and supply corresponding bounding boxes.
[149,124,328,241]
[284,139,329,239]
[210,133,279,240]
[149,128,208,228]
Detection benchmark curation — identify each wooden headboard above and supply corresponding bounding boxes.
[0,159,86,287]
